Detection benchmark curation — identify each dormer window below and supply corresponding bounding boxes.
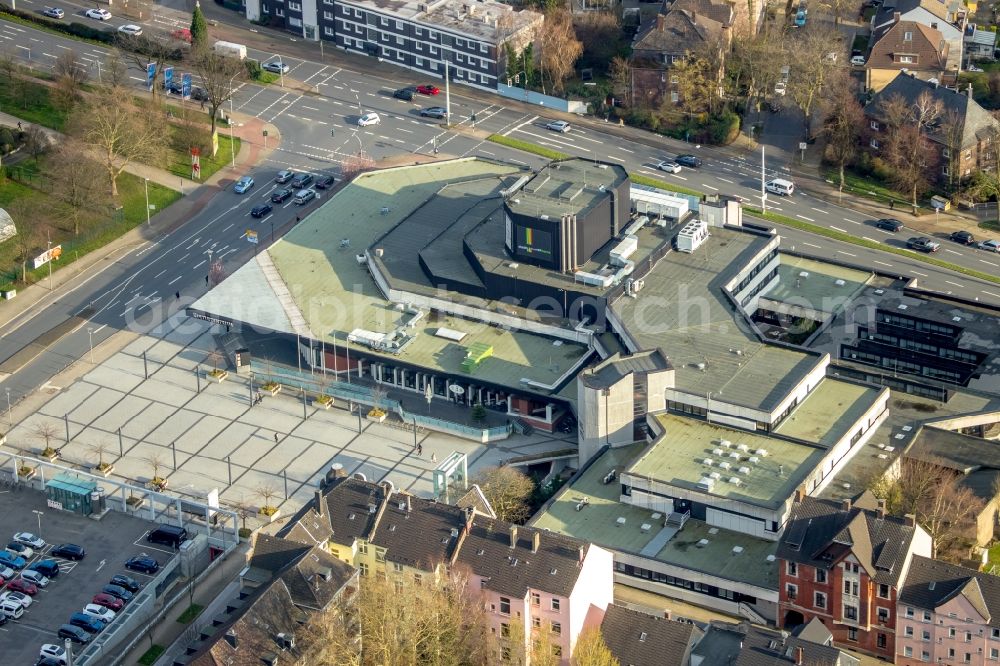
[904,31,913,41]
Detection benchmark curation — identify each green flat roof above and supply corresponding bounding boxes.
[628,414,825,510]
[531,444,778,590]
[764,256,872,314]
[610,228,822,413]
[773,378,883,447]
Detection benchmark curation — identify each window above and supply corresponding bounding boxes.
[786,584,798,601]
[966,654,973,663]
[922,651,930,662]
[375,549,385,563]
[905,646,913,658]
[845,606,858,621]
[870,138,880,149]
[551,621,561,636]
[551,598,560,612]
[500,597,510,615]
[415,27,422,36]
[877,607,890,623]
[870,121,879,130]
[552,645,562,657]
[878,633,887,649]
[993,628,1000,639]
[904,31,913,40]
[878,584,890,599]
[905,626,914,637]
[531,593,540,606]
[815,592,826,609]
[900,56,913,63]
[967,632,974,642]
[393,562,403,572]
[500,623,510,638]
[848,627,858,641]
[395,19,402,29]
[288,1,301,9]
[359,543,368,554]
[532,617,541,629]
[481,43,487,53]
[990,647,999,659]
[922,630,931,641]
[906,607,915,618]
[396,36,404,45]
[360,562,369,576]
[670,91,679,103]
[943,148,951,158]
[951,628,957,638]
[670,75,679,85]
[844,581,859,596]
[787,562,798,577]
[323,10,333,18]
[924,611,932,622]
[816,569,827,584]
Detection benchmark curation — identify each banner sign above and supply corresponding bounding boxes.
[246,230,258,244]
[32,245,62,269]
[163,66,173,91]
[191,147,201,181]
[146,62,156,91]
[182,73,192,100]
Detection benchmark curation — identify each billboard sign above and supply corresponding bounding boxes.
[181,72,192,100]
[146,62,156,91]
[246,230,258,244]
[32,245,62,269]
[163,66,173,91]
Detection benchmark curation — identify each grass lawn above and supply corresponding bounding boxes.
[0,75,68,130]
[823,167,932,216]
[138,645,165,666]
[487,134,569,161]
[176,603,205,624]
[163,133,242,181]
[256,71,280,86]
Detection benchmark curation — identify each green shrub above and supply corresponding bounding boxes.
[706,110,741,145]
[244,59,263,81]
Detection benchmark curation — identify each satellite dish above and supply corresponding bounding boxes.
[449,385,465,396]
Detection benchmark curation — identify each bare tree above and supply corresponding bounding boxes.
[574,12,621,72]
[191,48,246,156]
[471,466,535,524]
[32,421,60,455]
[47,139,105,235]
[146,452,168,484]
[114,33,176,104]
[971,126,1000,222]
[609,56,632,107]
[538,8,583,94]
[8,198,42,283]
[90,441,113,471]
[21,125,49,163]
[369,384,388,414]
[822,73,863,192]
[53,50,88,86]
[255,484,280,514]
[817,0,853,25]
[665,53,716,118]
[572,626,620,666]
[70,87,166,197]
[102,49,129,89]
[879,91,943,212]
[786,27,841,137]
[340,151,376,180]
[0,49,16,84]
[939,109,965,193]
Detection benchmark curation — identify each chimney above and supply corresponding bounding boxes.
[578,545,585,565]
[315,489,325,518]
[877,498,886,519]
[532,531,540,553]
[663,609,672,620]
[225,629,238,649]
[794,646,804,665]
[656,13,665,31]
[794,488,804,503]
[841,498,852,512]
[368,503,377,514]
[690,10,697,24]
[905,513,916,527]
[509,525,518,549]
[893,11,901,22]
[406,495,411,513]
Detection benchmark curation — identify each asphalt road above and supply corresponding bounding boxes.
[0,14,997,412]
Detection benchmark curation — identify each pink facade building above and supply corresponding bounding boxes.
[896,555,1000,666]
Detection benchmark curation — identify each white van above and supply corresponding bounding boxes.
[213,40,247,60]
[765,178,795,196]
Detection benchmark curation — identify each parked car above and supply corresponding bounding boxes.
[416,84,440,95]
[251,203,273,219]
[315,174,336,189]
[358,112,381,127]
[85,8,111,20]
[1,590,33,608]
[0,552,26,569]
[850,55,866,66]
[82,604,117,623]
[393,88,415,101]
[6,541,33,559]
[189,86,209,102]
[0,566,14,580]
[147,525,188,548]
[674,154,703,168]
[117,24,142,36]
[293,188,317,205]
[109,574,141,592]
[907,236,940,252]
[271,187,293,203]
[50,543,85,561]
[262,60,289,74]
[42,7,65,18]
[655,160,681,173]
[275,170,295,184]
[234,176,255,194]
[774,81,787,96]
[38,644,68,665]
[979,239,1000,252]
[7,578,38,595]
[290,173,314,189]
[420,107,448,119]
[37,657,65,666]
[91,593,124,612]
[57,624,92,644]
[170,28,192,43]
[29,559,60,578]
[950,230,976,245]
[20,570,50,588]
[101,584,134,603]
[125,556,160,575]
[69,612,106,634]
[874,217,904,232]
[13,532,45,549]
[0,598,24,619]
[545,120,571,133]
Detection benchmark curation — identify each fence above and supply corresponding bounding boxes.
[497,83,588,114]
[250,361,512,443]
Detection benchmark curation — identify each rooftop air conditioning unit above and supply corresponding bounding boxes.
[697,539,710,548]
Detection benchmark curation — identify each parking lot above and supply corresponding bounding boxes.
[0,488,177,665]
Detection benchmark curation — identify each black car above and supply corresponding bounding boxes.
[102,584,134,602]
[271,188,293,203]
[420,107,448,119]
[393,88,414,101]
[36,658,63,666]
[57,624,93,644]
[674,154,702,168]
[109,574,141,592]
[950,230,976,245]
[315,175,336,189]
[51,543,85,561]
[875,217,904,232]
[290,173,314,189]
[166,83,208,102]
[125,556,160,575]
[251,203,273,219]
[29,559,59,578]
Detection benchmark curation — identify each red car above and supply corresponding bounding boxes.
[171,28,192,43]
[7,578,38,595]
[92,592,125,611]
[416,84,440,95]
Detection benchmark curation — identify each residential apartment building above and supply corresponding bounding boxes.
[896,555,1000,665]
[275,472,614,663]
[865,17,949,92]
[245,0,541,91]
[872,0,964,70]
[776,493,932,660]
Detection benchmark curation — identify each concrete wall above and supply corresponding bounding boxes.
[578,375,637,464]
[497,83,588,113]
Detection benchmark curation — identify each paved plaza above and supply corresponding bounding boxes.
[4,317,576,520]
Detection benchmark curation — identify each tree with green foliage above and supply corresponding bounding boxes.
[190,2,209,52]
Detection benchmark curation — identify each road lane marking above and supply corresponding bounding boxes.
[837,251,857,257]
[862,237,879,243]
[703,184,718,191]
[223,223,235,231]
[984,290,1000,299]
[943,249,961,255]
[796,215,815,222]
[153,270,166,279]
[946,280,965,288]
[616,146,634,153]
[844,218,860,225]
[193,260,206,270]
[168,276,182,285]
[803,242,822,249]
[979,259,999,267]
[830,226,846,233]
[911,270,928,276]
[810,207,827,214]
[873,260,892,267]
[717,177,733,184]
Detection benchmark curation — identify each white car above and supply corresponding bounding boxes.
[117,24,143,36]
[850,55,866,66]
[545,120,571,133]
[0,598,23,618]
[0,590,32,608]
[774,81,787,96]
[0,566,14,580]
[358,112,381,127]
[6,542,33,559]
[20,570,49,587]
[85,8,111,20]
[39,645,68,665]
[12,532,44,549]
[968,64,984,72]
[655,160,682,173]
[979,239,1000,253]
[82,604,116,623]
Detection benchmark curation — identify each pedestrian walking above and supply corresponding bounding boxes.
[17,121,22,130]
[417,443,423,457]
[205,274,210,285]
[889,199,895,210]
[430,452,437,463]
[175,291,180,299]
[200,99,205,110]
[274,433,279,443]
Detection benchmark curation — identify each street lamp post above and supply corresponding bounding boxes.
[144,177,150,226]
[88,327,94,364]
[5,388,11,427]
[229,122,236,168]
[31,510,43,540]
